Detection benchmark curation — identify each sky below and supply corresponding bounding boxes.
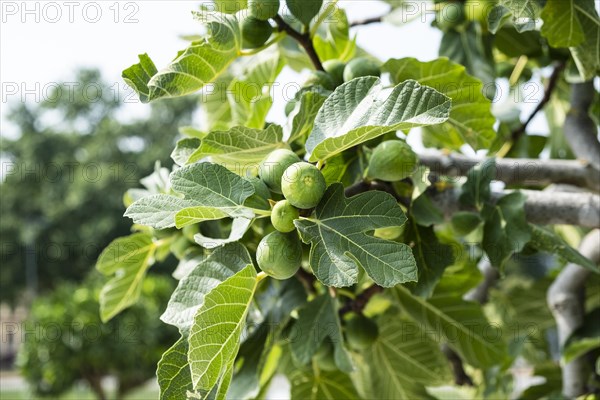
[1,0,443,137]
[1,0,572,151]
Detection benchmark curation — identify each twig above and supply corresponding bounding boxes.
[296,268,317,294]
[418,153,600,192]
[350,16,383,27]
[338,285,384,316]
[344,180,371,197]
[345,179,412,207]
[273,15,324,71]
[510,62,565,142]
[547,230,600,398]
[442,345,475,386]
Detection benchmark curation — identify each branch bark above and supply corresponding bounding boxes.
[547,230,600,398]
[465,260,499,304]
[273,15,324,71]
[419,153,600,192]
[430,187,600,228]
[564,81,600,171]
[338,284,384,316]
[442,345,474,386]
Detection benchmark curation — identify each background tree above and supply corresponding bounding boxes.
[0,69,198,304]
[91,0,599,399]
[16,273,178,400]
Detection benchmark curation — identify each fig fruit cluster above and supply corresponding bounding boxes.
[240,0,327,49]
[254,149,327,280]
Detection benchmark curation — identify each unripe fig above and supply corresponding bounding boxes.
[259,149,302,193]
[256,231,302,279]
[281,162,326,209]
[271,200,300,233]
[343,58,381,82]
[345,313,378,350]
[367,140,417,182]
[322,59,346,87]
[248,0,280,21]
[303,71,336,91]
[436,2,466,31]
[244,176,272,210]
[464,0,493,23]
[241,16,273,49]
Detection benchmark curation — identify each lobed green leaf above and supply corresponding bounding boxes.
[306,77,451,161]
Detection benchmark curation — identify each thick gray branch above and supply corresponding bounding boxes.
[547,230,600,398]
[465,260,499,304]
[419,153,600,192]
[430,188,600,228]
[564,82,600,170]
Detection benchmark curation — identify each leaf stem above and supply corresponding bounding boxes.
[250,208,272,217]
[273,15,324,71]
[508,61,565,146]
[257,271,269,282]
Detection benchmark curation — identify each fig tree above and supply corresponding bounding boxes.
[345,313,378,350]
[323,59,346,87]
[248,0,280,21]
[271,200,299,233]
[256,231,303,279]
[241,16,273,49]
[343,57,381,82]
[367,140,417,182]
[259,149,302,193]
[281,162,326,209]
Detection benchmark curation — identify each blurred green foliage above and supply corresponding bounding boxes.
[16,273,178,399]
[0,69,198,304]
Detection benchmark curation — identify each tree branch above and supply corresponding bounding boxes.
[338,284,384,316]
[442,345,475,386]
[547,230,600,398]
[465,260,500,304]
[350,16,383,27]
[273,15,324,71]
[430,187,600,228]
[511,62,565,143]
[296,268,317,295]
[418,153,600,192]
[564,81,600,170]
